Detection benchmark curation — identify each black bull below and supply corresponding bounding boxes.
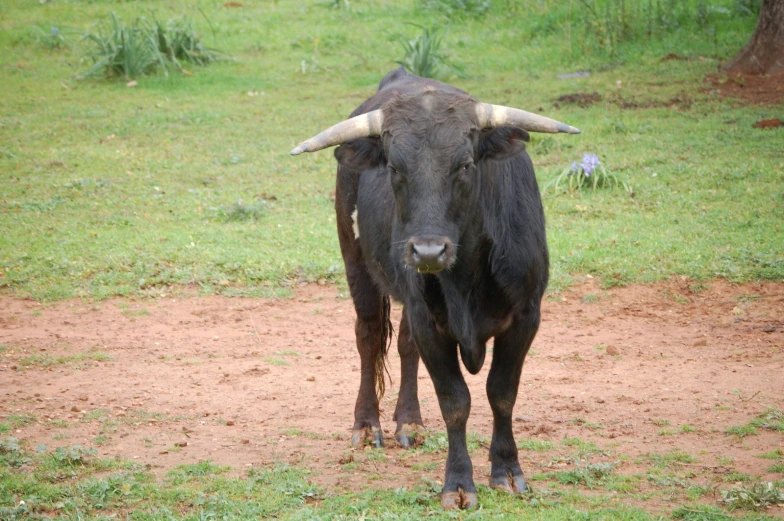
[291,68,579,509]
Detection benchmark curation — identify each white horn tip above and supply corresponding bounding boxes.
[290,143,307,155]
[558,123,582,134]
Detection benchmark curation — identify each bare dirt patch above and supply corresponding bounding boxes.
[1,280,783,511]
[706,71,784,105]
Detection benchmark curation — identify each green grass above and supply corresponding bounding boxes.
[4,438,783,520]
[758,448,784,460]
[647,449,697,468]
[16,351,112,369]
[727,408,784,438]
[0,0,779,301]
[5,414,36,429]
[518,439,555,452]
[1,1,782,518]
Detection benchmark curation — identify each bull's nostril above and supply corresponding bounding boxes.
[412,243,446,258]
[406,236,453,273]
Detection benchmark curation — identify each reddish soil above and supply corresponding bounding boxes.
[707,71,784,105]
[1,280,783,512]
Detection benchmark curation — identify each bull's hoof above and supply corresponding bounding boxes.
[351,427,383,448]
[395,422,421,448]
[490,473,527,494]
[441,489,478,510]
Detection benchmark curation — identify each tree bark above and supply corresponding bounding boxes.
[725,0,784,75]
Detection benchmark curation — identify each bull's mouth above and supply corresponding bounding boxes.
[415,265,444,275]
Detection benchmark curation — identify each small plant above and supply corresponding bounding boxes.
[769,462,784,474]
[546,153,632,193]
[33,25,68,50]
[51,445,97,466]
[750,408,784,431]
[213,200,266,222]
[396,25,467,80]
[0,437,30,468]
[720,481,784,510]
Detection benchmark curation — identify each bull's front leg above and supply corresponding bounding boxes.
[486,312,539,494]
[345,264,388,448]
[393,310,424,447]
[407,301,476,510]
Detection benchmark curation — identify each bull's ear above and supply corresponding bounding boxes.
[334,138,385,171]
[478,127,529,161]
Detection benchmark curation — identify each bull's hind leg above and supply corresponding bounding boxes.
[393,310,423,448]
[346,264,388,448]
[485,312,540,494]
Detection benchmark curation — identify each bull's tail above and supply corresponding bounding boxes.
[375,295,394,405]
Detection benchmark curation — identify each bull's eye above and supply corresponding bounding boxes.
[463,163,472,171]
[389,165,405,182]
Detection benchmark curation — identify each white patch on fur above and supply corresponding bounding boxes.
[351,207,360,239]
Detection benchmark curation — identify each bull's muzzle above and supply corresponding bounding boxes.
[406,236,455,274]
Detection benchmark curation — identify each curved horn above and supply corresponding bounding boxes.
[476,103,581,134]
[290,109,384,155]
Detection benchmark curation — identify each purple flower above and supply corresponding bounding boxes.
[50,26,60,37]
[568,161,578,175]
[579,153,600,177]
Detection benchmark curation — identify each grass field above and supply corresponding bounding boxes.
[1,0,783,518]
[1,0,781,301]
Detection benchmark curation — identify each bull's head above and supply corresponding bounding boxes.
[291,91,580,274]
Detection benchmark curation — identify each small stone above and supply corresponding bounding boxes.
[606,346,620,356]
[77,395,89,401]
[306,376,315,382]
[240,439,250,444]
[226,420,235,426]
[70,406,80,412]
[175,442,188,447]
[693,339,707,347]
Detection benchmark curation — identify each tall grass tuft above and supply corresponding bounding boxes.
[396,25,467,80]
[78,11,224,80]
[79,12,165,79]
[152,14,224,68]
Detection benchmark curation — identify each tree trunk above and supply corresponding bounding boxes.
[725,0,784,75]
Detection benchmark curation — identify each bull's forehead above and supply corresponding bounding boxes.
[383,91,479,137]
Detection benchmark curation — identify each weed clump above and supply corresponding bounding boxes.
[720,481,784,511]
[212,201,266,222]
[396,25,467,80]
[78,11,225,80]
[555,461,615,487]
